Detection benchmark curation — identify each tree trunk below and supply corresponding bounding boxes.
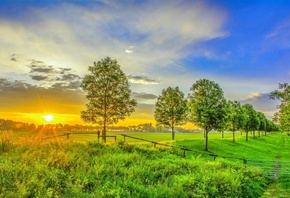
[246,131,248,141]
[205,130,209,151]
[103,123,106,143]
[171,126,175,140]
[253,131,255,139]
[103,114,107,143]
[233,131,235,142]
[222,131,224,138]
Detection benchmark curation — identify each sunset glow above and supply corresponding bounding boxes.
[43,115,54,122]
[0,0,287,126]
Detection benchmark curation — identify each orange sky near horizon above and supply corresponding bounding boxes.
[0,110,197,129]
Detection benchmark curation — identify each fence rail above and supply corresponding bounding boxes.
[120,134,290,179]
[121,134,245,161]
[41,132,117,142]
[247,159,290,178]
[41,133,290,179]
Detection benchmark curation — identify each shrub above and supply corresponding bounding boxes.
[0,130,14,153]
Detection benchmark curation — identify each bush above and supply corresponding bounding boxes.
[0,130,14,153]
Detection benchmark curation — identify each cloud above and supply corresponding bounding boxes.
[0,78,86,114]
[60,73,81,81]
[125,46,135,54]
[248,92,262,99]
[132,92,157,100]
[240,93,280,118]
[30,75,50,81]
[265,17,290,49]
[0,1,227,76]
[10,54,23,62]
[128,75,160,85]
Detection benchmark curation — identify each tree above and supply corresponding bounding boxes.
[242,104,259,141]
[81,57,137,142]
[257,111,267,137]
[228,100,247,142]
[154,86,188,140]
[216,101,231,139]
[188,79,227,151]
[270,83,290,132]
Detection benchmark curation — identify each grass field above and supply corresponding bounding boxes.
[1,130,290,197]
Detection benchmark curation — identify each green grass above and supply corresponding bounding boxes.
[1,130,290,197]
[0,138,268,198]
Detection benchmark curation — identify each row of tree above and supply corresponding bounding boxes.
[80,57,282,151]
[154,79,278,151]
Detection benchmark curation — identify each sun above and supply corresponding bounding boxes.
[43,114,54,122]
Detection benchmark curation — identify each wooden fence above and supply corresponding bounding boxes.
[121,134,246,163]
[247,159,290,179]
[41,133,290,179]
[41,131,117,142]
[120,134,290,179]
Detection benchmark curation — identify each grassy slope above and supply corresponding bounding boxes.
[0,132,268,198]
[1,130,289,197]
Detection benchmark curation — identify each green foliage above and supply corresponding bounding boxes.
[228,101,247,132]
[270,83,290,132]
[0,140,269,198]
[0,130,14,153]
[154,86,188,140]
[188,79,227,150]
[81,57,137,142]
[227,101,247,142]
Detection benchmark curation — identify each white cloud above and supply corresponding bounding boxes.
[0,1,227,77]
[128,75,160,85]
[125,46,135,54]
[248,92,262,99]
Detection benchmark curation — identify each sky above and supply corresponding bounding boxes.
[0,0,288,126]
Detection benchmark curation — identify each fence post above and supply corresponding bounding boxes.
[66,133,70,140]
[123,135,126,142]
[243,158,247,167]
[183,147,186,157]
[114,136,117,143]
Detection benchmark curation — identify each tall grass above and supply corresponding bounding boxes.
[0,136,269,198]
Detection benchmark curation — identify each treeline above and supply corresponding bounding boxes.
[0,119,37,131]
[0,119,193,133]
[154,79,279,151]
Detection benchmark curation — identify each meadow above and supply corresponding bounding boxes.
[0,130,289,197]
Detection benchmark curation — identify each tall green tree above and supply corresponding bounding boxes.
[242,104,259,141]
[228,101,247,142]
[81,57,137,142]
[270,83,290,132]
[216,101,231,139]
[188,79,227,151]
[257,111,267,137]
[154,86,188,140]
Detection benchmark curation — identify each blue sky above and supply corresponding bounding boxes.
[0,0,287,125]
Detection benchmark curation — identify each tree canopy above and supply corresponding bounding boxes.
[81,57,137,142]
[228,100,247,142]
[154,86,188,140]
[188,79,227,151]
[270,83,290,132]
